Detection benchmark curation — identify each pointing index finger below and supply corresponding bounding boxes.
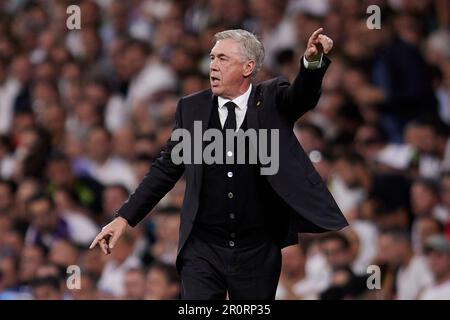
[89,234,100,249]
[89,231,105,249]
[310,28,324,41]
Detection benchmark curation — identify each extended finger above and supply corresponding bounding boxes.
[108,231,121,249]
[89,232,104,249]
[90,229,112,250]
[310,28,324,41]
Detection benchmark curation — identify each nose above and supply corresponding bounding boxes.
[210,59,219,72]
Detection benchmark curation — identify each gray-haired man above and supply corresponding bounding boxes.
[90,28,348,300]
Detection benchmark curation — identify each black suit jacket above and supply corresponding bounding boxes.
[117,56,348,267]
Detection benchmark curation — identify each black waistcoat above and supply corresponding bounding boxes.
[193,103,286,247]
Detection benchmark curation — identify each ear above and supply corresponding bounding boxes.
[242,60,256,78]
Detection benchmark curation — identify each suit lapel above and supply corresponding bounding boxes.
[193,90,214,128]
[192,91,214,194]
[246,84,262,164]
[246,84,260,131]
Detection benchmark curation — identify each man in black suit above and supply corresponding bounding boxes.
[90,28,348,300]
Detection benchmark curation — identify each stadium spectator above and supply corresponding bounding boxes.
[144,261,180,300]
[420,235,450,299]
[0,0,449,300]
[375,228,434,299]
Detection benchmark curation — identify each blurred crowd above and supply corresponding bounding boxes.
[0,0,450,300]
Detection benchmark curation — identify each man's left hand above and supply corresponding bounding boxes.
[304,28,334,62]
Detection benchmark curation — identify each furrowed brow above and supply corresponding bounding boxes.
[210,52,229,59]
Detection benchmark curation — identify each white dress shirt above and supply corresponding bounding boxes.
[217,54,324,129]
[217,83,252,130]
[303,54,324,69]
[396,255,434,300]
[420,280,450,300]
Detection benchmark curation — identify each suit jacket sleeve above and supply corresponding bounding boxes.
[115,100,186,227]
[276,55,331,121]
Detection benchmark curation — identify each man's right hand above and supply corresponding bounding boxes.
[89,216,128,255]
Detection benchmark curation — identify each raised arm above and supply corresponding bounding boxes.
[276,28,334,121]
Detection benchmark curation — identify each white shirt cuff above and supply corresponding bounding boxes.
[303,54,324,69]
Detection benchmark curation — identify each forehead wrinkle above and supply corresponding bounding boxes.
[211,40,244,61]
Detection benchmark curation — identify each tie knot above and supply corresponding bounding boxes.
[225,101,237,112]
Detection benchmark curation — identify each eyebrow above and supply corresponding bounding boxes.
[210,53,229,59]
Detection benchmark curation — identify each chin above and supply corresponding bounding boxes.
[211,86,223,96]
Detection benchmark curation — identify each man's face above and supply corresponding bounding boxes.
[145,268,171,300]
[209,39,250,98]
[155,214,180,244]
[426,250,450,279]
[79,248,104,276]
[354,126,383,159]
[125,46,146,76]
[0,257,17,289]
[49,240,78,268]
[410,183,437,216]
[417,218,441,250]
[33,284,61,300]
[334,159,359,188]
[103,187,128,216]
[321,239,350,269]
[46,160,73,187]
[87,129,111,161]
[124,270,146,299]
[28,199,56,232]
[111,239,133,263]
[377,234,408,267]
[405,126,435,154]
[19,245,44,282]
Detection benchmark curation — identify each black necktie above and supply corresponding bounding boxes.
[223,101,237,131]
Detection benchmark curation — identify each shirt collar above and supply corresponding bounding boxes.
[217,84,252,111]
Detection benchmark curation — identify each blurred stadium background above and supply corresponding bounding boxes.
[0,0,449,300]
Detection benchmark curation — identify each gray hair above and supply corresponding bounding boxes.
[213,29,265,78]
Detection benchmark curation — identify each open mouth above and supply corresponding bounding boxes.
[210,76,220,86]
